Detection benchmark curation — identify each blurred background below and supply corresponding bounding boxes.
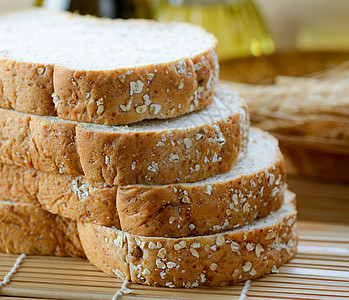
[2,0,349,59]
[1,0,349,224]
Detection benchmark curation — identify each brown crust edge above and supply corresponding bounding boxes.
[117,141,286,237]
[77,191,297,287]
[0,201,85,258]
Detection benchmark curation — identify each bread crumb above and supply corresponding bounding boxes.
[271,265,279,273]
[194,62,202,71]
[178,79,184,89]
[51,93,60,109]
[177,60,187,74]
[189,224,195,230]
[250,268,257,276]
[147,162,158,173]
[157,248,167,259]
[216,235,225,246]
[230,241,239,252]
[130,80,144,95]
[135,105,147,114]
[131,161,136,170]
[156,259,166,269]
[189,247,199,258]
[169,153,179,162]
[243,262,252,272]
[265,230,277,240]
[150,104,161,115]
[143,94,151,106]
[183,138,192,148]
[37,67,44,75]
[203,185,212,195]
[210,263,218,271]
[191,241,201,248]
[255,244,264,257]
[146,73,155,81]
[246,243,255,251]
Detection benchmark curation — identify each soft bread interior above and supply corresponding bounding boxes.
[0,8,216,70]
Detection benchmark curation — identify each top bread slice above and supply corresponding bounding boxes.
[0,8,218,125]
[0,83,249,186]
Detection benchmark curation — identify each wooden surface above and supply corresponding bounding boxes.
[0,176,348,299]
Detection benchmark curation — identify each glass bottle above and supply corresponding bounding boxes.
[35,0,152,19]
[152,0,275,60]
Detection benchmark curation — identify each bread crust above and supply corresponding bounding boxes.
[0,201,85,257]
[54,48,218,125]
[77,191,297,287]
[117,155,286,237]
[0,163,119,227]
[0,84,249,186]
[77,109,246,186]
[0,60,55,115]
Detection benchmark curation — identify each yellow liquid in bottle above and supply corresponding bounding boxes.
[154,0,275,61]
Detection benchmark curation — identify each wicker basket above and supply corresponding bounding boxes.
[221,51,349,182]
[274,133,349,182]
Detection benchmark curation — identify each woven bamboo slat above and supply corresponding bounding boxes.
[0,218,348,300]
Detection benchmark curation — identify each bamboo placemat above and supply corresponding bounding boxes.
[0,219,348,300]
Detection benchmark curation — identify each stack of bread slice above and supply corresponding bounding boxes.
[0,8,297,288]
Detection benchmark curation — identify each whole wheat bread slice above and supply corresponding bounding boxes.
[0,128,284,237]
[0,8,218,125]
[0,200,84,257]
[0,83,249,186]
[0,163,120,227]
[78,191,297,287]
[117,128,286,237]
